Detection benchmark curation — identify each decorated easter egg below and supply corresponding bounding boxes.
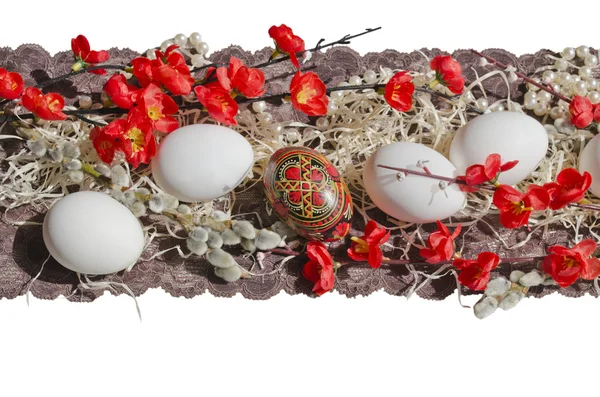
[449,111,548,185]
[42,191,145,275]
[363,142,466,223]
[579,134,600,197]
[152,124,254,202]
[264,147,353,241]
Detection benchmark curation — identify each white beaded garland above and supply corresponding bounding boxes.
[561,47,576,61]
[476,97,489,110]
[252,101,267,113]
[555,58,568,71]
[537,91,552,103]
[349,75,362,86]
[534,102,548,116]
[574,81,587,96]
[196,42,209,55]
[542,70,556,83]
[576,46,590,59]
[363,70,378,84]
[586,79,598,90]
[315,117,329,130]
[161,40,173,51]
[589,91,600,104]
[579,66,593,80]
[189,32,202,46]
[173,34,187,47]
[585,55,598,67]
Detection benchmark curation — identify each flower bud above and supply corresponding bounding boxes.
[518,270,545,287]
[212,210,229,222]
[187,238,208,256]
[111,165,130,187]
[64,158,82,170]
[148,195,165,213]
[214,265,242,282]
[271,221,298,239]
[94,163,111,178]
[232,220,257,239]
[135,187,151,197]
[509,270,525,283]
[484,277,511,297]
[221,229,242,246]
[163,194,179,210]
[48,147,63,162]
[189,226,209,242]
[27,140,47,157]
[62,142,81,159]
[255,229,282,251]
[240,238,256,252]
[207,231,224,249]
[474,296,498,319]
[130,201,146,217]
[498,291,523,311]
[66,170,84,183]
[122,190,136,206]
[207,248,236,268]
[177,204,192,215]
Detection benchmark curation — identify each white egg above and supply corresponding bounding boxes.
[151,124,254,202]
[42,191,145,275]
[449,112,548,185]
[579,134,600,197]
[363,142,466,224]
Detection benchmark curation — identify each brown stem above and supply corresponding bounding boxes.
[471,50,571,103]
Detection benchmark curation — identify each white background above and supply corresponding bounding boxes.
[1,1,599,396]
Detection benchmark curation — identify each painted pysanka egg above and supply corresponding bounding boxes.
[264,147,353,241]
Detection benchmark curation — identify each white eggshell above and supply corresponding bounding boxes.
[42,191,145,275]
[151,124,254,202]
[579,134,600,197]
[363,142,466,223]
[449,112,548,185]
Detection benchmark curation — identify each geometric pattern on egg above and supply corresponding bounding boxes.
[579,134,600,198]
[449,112,549,186]
[363,142,466,224]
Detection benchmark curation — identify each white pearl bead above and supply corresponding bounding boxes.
[572,75,581,83]
[534,102,548,116]
[493,104,505,112]
[381,67,393,80]
[527,78,541,91]
[562,47,576,60]
[196,42,209,55]
[260,112,272,123]
[274,124,284,134]
[589,91,600,104]
[561,86,573,97]
[173,34,187,47]
[545,124,558,134]
[524,91,537,102]
[189,32,202,46]
[559,73,573,85]
[579,66,593,80]
[252,101,267,113]
[146,49,157,60]
[349,75,362,86]
[363,70,378,84]
[586,55,599,67]
[331,90,344,100]
[577,46,590,59]
[555,58,568,71]
[476,98,489,110]
[537,91,552,102]
[315,117,329,130]
[558,100,570,110]
[524,97,537,110]
[542,70,556,83]
[161,40,173,51]
[551,83,561,93]
[464,91,475,103]
[586,79,598,90]
[549,106,563,119]
[78,96,92,109]
[284,129,300,143]
[191,54,205,67]
[574,81,588,96]
[327,102,338,113]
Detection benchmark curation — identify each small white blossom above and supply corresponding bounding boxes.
[213,210,229,222]
[474,296,498,319]
[48,147,63,162]
[207,248,236,268]
[484,277,511,297]
[189,226,209,242]
[207,231,224,249]
[214,265,242,282]
[509,270,525,283]
[221,229,242,245]
[177,204,192,215]
[94,163,111,178]
[64,159,82,170]
[240,238,256,252]
[27,140,47,157]
[130,201,147,217]
[232,220,257,239]
[255,229,282,251]
[499,291,523,311]
[66,170,84,183]
[62,142,80,159]
[518,270,545,287]
[187,238,208,256]
[148,195,165,213]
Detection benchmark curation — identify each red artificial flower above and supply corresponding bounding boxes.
[542,239,600,288]
[302,241,335,296]
[0,68,24,100]
[430,55,465,95]
[131,45,194,95]
[90,126,121,164]
[453,252,500,291]
[384,71,415,112]
[21,87,67,121]
[347,220,391,269]
[71,35,109,74]
[289,71,328,116]
[133,83,179,133]
[493,184,550,229]
[194,85,238,125]
[594,104,600,123]
[268,24,305,68]
[102,108,156,168]
[331,222,350,240]
[216,57,266,98]
[543,168,592,210]
[420,221,462,263]
[569,96,594,129]
[103,74,139,109]
[464,153,519,186]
